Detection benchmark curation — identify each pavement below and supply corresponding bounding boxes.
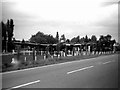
[1,54,119,89]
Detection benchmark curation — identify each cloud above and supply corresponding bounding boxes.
[2,0,119,42]
[2,2,38,21]
[100,0,119,7]
[92,10,118,41]
[101,2,118,7]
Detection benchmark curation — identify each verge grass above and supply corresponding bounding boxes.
[1,52,116,73]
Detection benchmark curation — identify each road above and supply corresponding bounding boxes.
[1,54,119,89]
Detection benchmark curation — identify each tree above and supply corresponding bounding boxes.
[98,34,114,52]
[56,32,59,43]
[30,31,46,43]
[71,36,80,43]
[7,19,14,42]
[7,19,14,52]
[60,34,66,42]
[2,21,7,52]
[91,35,97,42]
[66,39,70,43]
[76,36,80,43]
[80,37,85,43]
[21,39,25,48]
[106,34,112,41]
[84,35,89,43]
[22,39,25,43]
[2,19,15,52]
[13,37,16,42]
[99,35,104,41]
[29,31,57,44]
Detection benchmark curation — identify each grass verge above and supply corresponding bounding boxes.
[1,52,117,73]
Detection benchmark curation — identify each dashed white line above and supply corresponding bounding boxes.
[102,61,112,64]
[67,66,94,74]
[7,80,40,90]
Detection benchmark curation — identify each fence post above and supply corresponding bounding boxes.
[29,50,30,55]
[24,57,26,62]
[35,56,37,61]
[44,55,46,60]
[58,54,60,58]
[11,58,15,64]
[33,48,35,63]
[51,55,53,59]
[12,49,15,54]
[17,46,20,61]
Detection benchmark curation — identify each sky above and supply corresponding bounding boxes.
[2,0,119,42]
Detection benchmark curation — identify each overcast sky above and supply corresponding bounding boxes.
[2,0,119,42]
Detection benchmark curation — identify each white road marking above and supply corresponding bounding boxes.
[102,61,112,64]
[97,60,115,65]
[7,80,40,90]
[67,66,94,74]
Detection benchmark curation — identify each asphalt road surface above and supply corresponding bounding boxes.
[1,54,119,89]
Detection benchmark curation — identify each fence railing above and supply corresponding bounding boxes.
[1,46,117,67]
